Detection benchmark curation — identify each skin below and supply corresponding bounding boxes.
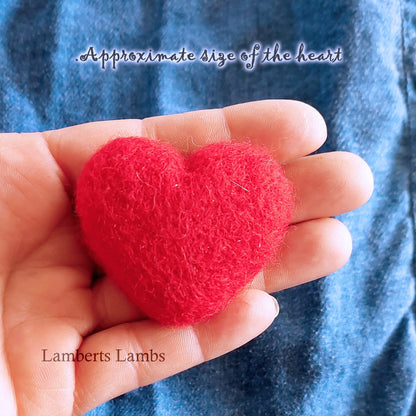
[0,100,374,416]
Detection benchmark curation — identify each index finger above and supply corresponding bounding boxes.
[43,99,326,187]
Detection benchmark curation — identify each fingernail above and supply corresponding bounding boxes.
[272,296,280,318]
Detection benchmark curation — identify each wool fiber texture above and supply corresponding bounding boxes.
[76,137,294,326]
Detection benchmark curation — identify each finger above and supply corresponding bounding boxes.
[250,218,352,292]
[72,289,278,416]
[42,119,142,189]
[143,99,326,158]
[92,276,146,329]
[42,100,327,188]
[285,151,374,223]
[96,218,352,329]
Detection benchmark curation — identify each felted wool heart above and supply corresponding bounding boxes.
[76,137,294,326]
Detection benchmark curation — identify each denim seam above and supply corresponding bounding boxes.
[399,2,416,416]
[399,1,416,280]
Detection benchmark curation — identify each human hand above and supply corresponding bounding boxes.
[0,100,373,415]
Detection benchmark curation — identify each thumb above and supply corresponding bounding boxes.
[73,288,279,415]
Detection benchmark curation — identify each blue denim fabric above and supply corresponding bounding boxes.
[1,1,415,415]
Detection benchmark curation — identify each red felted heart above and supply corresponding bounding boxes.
[76,137,294,326]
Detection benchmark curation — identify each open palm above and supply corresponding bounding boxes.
[0,100,373,416]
